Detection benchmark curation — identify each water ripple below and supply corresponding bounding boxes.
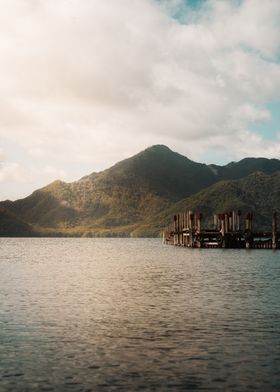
[0,238,280,391]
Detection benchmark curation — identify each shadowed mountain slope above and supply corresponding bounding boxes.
[0,207,35,236]
[209,157,280,180]
[152,171,280,233]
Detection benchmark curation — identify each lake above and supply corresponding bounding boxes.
[0,238,280,391]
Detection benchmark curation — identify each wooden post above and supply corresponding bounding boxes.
[220,214,225,237]
[194,213,197,232]
[185,211,188,247]
[245,213,250,231]
[272,212,277,249]
[229,211,233,232]
[185,211,189,246]
[237,210,241,231]
[178,213,181,245]
[214,214,218,230]
[180,214,184,246]
[182,212,185,246]
[217,215,221,230]
[173,215,177,245]
[196,212,203,248]
[245,213,252,249]
[225,213,229,233]
[189,212,194,247]
[197,212,202,234]
[248,213,253,232]
[232,211,236,232]
[178,214,180,245]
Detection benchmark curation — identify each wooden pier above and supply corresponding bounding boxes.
[163,211,279,249]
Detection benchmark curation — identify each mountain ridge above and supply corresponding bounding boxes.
[151,171,280,233]
[1,145,280,237]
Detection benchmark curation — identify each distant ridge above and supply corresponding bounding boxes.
[209,157,280,180]
[152,171,280,232]
[1,145,280,237]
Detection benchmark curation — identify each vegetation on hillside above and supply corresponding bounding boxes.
[0,207,36,236]
[152,171,280,232]
[1,145,280,237]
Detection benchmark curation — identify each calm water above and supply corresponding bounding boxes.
[0,238,280,392]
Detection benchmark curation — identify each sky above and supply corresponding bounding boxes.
[1,0,280,200]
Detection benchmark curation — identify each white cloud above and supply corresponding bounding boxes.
[0,0,280,199]
[0,161,31,183]
[42,165,66,178]
[205,0,280,59]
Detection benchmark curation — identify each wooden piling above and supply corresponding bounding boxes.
[228,211,233,232]
[213,214,218,230]
[225,213,229,233]
[232,211,236,232]
[189,212,194,247]
[237,210,241,231]
[272,212,277,249]
[220,214,225,237]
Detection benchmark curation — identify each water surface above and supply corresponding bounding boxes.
[0,238,280,391]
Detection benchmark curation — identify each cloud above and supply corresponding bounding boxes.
[0,161,31,183]
[42,165,66,179]
[0,156,70,200]
[0,0,280,199]
[203,0,280,59]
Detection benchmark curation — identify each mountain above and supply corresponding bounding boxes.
[209,157,280,180]
[153,171,280,232]
[0,145,218,236]
[0,207,35,236]
[1,145,280,236]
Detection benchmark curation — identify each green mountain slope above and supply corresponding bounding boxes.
[0,207,35,236]
[152,171,280,232]
[1,145,280,236]
[209,157,280,180]
[1,145,217,235]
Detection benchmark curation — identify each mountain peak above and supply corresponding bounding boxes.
[144,144,172,153]
[1,145,280,237]
[138,144,194,163]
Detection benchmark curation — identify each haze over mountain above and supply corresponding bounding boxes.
[1,145,280,237]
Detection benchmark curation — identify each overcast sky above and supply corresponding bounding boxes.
[1,0,280,200]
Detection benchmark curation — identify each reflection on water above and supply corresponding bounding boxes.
[0,238,280,391]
